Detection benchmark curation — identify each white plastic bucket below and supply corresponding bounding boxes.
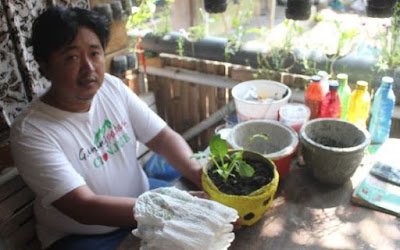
[232,80,291,122]
[279,103,310,132]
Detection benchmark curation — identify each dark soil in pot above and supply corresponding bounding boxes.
[208,159,274,196]
[313,137,352,148]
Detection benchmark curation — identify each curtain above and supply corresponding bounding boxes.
[0,0,89,136]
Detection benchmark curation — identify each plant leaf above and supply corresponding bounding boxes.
[235,161,255,178]
[209,134,228,160]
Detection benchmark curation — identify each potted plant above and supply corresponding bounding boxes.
[192,134,279,226]
[367,0,397,18]
[285,0,312,20]
[376,1,400,78]
[204,0,228,14]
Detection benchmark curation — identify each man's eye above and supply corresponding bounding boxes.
[91,51,101,57]
[66,55,79,61]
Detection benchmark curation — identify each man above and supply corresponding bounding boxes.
[10,7,202,250]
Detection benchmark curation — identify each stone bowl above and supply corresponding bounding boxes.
[228,120,299,179]
[299,118,371,185]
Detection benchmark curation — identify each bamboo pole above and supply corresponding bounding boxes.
[139,66,239,89]
[182,101,235,141]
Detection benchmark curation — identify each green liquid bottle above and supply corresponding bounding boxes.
[337,73,351,120]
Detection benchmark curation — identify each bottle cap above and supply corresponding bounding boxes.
[382,76,394,85]
[317,70,329,79]
[337,73,348,82]
[329,80,339,90]
[356,81,368,90]
[311,75,321,82]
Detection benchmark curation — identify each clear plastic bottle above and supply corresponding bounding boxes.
[305,75,324,119]
[368,76,396,144]
[347,81,371,128]
[319,80,341,118]
[317,70,330,96]
[337,73,351,120]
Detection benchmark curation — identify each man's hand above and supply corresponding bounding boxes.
[188,190,210,199]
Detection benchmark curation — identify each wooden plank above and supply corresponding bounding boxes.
[0,142,13,173]
[125,72,140,94]
[0,173,25,203]
[181,82,190,132]
[0,187,34,224]
[188,83,200,150]
[4,219,36,250]
[143,66,239,89]
[0,202,33,237]
[166,79,176,130]
[199,86,208,145]
[217,88,227,110]
[89,0,110,7]
[171,80,183,133]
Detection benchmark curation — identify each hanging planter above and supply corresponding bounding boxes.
[204,0,228,14]
[285,0,312,20]
[366,0,397,18]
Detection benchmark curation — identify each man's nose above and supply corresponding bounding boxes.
[80,55,95,72]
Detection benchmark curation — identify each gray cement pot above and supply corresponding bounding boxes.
[228,120,299,178]
[299,118,371,185]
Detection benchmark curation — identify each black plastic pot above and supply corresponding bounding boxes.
[285,0,312,20]
[204,0,228,13]
[367,0,397,18]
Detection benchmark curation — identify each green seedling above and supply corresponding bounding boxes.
[191,133,269,182]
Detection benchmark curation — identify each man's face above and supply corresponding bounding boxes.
[40,26,105,111]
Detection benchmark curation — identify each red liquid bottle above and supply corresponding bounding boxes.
[305,75,324,119]
[319,80,341,118]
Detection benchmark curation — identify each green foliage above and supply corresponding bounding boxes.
[191,133,270,183]
[223,0,256,62]
[256,20,302,77]
[333,20,359,57]
[191,134,255,182]
[376,2,400,77]
[321,19,359,74]
[126,0,173,35]
[126,0,156,30]
[176,36,185,56]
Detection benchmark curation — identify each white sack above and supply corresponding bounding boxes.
[132,187,238,250]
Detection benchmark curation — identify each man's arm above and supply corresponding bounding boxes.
[52,185,137,227]
[145,126,203,189]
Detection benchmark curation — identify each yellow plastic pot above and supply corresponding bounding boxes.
[202,150,279,226]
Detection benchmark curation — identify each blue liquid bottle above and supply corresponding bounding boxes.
[368,77,396,144]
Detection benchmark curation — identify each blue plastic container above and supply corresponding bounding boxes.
[144,154,182,182]
[368,77,396,144]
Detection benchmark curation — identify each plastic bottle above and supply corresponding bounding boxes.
[317,70,330,96]
[347,81,371,128]
[305,75,324,119]
[319,80,341,118]
[368,76,396,144]
[337,73,351,120]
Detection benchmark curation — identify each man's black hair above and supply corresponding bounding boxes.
[31,7,110,63]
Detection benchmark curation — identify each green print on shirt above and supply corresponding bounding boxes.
[94,120,113,147]
[91,119,130,168]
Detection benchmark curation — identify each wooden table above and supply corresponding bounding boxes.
[117,156,400,250]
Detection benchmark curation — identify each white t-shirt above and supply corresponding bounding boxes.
[10,73,166,248]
